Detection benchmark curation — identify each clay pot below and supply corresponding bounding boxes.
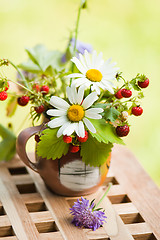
[16,125,111,196]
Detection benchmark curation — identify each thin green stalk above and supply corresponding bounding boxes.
[70,0,83,86]
[95,183,112,209]
[8,60,29,88]
[8,79,33,94]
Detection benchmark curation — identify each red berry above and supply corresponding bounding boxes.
[63,135,72,143]
[69,145,80,153]
[121,89,132,98]
[77,131,88,143]
[35,135,40,142]
[17,95,30,106]
[116,125,130,137]
[35,105,45,114]
[33,84,40,92]
[132,106,143,116]
[138,78,149,88]
[5,82,9,91]
[115,89,123,99]
[0,91,8,101]
[40,85,49,95]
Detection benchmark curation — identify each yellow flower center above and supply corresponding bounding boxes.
[86,69,102,82]
[67,105,84,122]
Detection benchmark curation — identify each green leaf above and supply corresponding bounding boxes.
[36,128,69,160]
[18,60,41,73]
[130,79,141,91]
[103,107,120,122]
[19,45,63,73]
[0,124,16,161]
[89,119,125,145]
[81,134,113,167]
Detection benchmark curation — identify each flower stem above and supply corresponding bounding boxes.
[8,60,29,88]
[95,183,112,209]
[70,0,83,86]
[8,79,33,94]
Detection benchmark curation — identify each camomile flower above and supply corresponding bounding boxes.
[46,86,103,138]
[67,50,118,95]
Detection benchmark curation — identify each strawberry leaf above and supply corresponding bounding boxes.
[103,107,120,122]
[89,119,124,145]
[81,133,113,167]
[36,128,69,160]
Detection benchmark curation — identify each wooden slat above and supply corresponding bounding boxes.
[40,232,63,240]
[0,167,39,240]
[111,145,160,239]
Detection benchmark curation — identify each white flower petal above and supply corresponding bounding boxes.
[77,86,85,105]
[82,92,98,109]
[49,96,70,110]
[46,109,66,116]
[92,50,97,68]
[78,121,85,138]
[85,111,102,119]
[84,50,91,68]
[66,86,73,104]
[72,78,89,88]
[91,84,101,95]
[83,117,96,133]
[100,81,114,94]
[57,122,71,137]
[63,122,77,136]
[79,53,88,69]
[71,57,86,74]
[85,108,104,114]
[74,123,80,136]
[67,73,84,79]
[48,116,68,128]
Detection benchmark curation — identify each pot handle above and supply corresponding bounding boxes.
[16,125,43,173]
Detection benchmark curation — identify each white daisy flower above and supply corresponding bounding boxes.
[67,50,118,95]
[46,86,103,138]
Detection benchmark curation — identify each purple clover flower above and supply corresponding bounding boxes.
[61,38,93,63]
[70,196,106,231]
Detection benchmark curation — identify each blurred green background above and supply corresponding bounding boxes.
[0,0,160,185]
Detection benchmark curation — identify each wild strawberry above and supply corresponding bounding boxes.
[40,85,49,95]
[17,95,30,106]
[35,105,45,114]
[69,145,80,153]
[5,82,9,91]
[63,135,72,143]
[121,89,132,98]
[77,131,88,142]
[35,135,40,142]
[0,91,8,101]
[138,78,149,88]
[33,84,40,92]
[115,89,123,99]
[132,106,143,116]
[116,125,130,137]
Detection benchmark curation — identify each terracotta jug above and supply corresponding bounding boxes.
[16,125,111,197]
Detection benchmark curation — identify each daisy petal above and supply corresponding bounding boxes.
[57,122,71,137]
[72,78,89,88]
[67,73,84,79]
[77,86,85,105]
[78,121,85,138]
[71,57,86,74]
[91,84,101,95]
[100,81,114,94]
[85,108,104,114]
[79,53,88,69]
[84,50,91,68]
[63,122,77,136]
[48,116,68,128]
[83,117,96,133]
[92,50,97,68]
[46,109,66,116]
[66,86,73,104]
[82,92,98,109]
[85,111,102,119]
[50,96,70,110]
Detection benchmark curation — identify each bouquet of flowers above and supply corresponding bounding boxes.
[0,0,149,165]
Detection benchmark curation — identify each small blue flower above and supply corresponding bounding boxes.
[70,196,106,231]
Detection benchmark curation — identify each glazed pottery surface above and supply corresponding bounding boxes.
[16,125,111,196]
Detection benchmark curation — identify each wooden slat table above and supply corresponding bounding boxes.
[0,145,159,240]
